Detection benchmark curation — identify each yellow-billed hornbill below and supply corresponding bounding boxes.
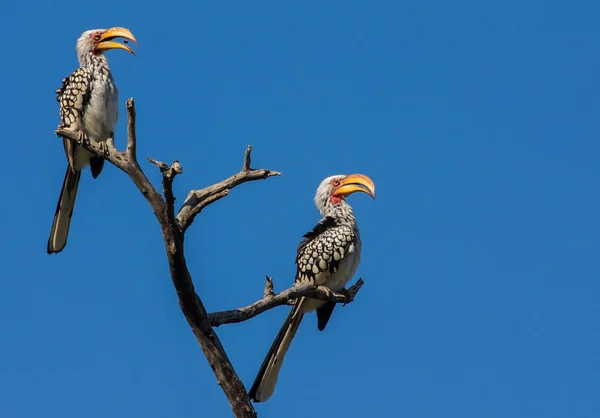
[249,174,376,402]
[47,27,138,254]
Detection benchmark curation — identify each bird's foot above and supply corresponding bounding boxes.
[316,285,335,300]
[98,141,109,157]
[76,131,89,146]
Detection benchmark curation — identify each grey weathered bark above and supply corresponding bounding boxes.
[55,98,364,418]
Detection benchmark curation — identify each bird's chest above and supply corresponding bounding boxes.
[325,244,361,290]
[83,76,118,140]
[301,247,361,313]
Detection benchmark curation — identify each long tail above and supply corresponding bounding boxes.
[47,166,81,254]
[249,297,307,402]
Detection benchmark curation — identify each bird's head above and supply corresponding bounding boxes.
[76,27,138,64]
[314,174,375,216]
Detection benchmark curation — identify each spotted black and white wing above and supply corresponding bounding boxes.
[57,67,94,128]
[56,68,94,170]
[295,216,358,286]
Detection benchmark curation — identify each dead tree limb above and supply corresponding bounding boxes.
[176,145,278,232]
[209,278,364,327]
[55,98,281,418]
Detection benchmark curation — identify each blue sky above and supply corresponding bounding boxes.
[1,0,599,417]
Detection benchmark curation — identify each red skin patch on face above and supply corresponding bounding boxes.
[331,194,343,205]
[330,178,345,205]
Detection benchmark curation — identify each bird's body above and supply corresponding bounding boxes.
[295,212,362,314]
[57,58,117,175]
[47,28,137,254]
[249,174,375,402]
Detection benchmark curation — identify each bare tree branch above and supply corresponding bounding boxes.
[209,278,365,327]
[176,146,281,232]
[182,189,230,226]
[55,97,279,418]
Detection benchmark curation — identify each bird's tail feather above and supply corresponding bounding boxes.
[248,297,307,402]
[47,167,81,254]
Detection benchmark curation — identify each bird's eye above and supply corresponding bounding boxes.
[332,180,341,187]
[94,34,102,41]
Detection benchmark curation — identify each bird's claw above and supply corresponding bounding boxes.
[98,141,109,157]
[316,285,335,300]
[76,131,88,146]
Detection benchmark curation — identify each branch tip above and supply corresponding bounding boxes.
[172,160,183,174]
[264,170,281,179]
[147,157,169,172]
[243,146,252,171]
[264,276,274,298]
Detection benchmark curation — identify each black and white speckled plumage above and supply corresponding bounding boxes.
[295,216,359,285]
[56,68,93,132]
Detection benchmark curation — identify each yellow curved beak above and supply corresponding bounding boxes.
[96,27,138,56]
[334,174,376,199]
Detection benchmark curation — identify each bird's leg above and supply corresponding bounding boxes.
[316,285,335,300]
[56,125,86,146]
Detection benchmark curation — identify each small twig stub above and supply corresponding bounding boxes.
[243,145,252,171]
[264,276,275,298]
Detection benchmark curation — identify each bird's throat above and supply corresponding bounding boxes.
[331,195,343,205]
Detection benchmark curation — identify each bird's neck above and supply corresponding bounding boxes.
[78,53,110,73]
[321,201,357,227]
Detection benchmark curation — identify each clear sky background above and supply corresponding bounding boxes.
[1,1,599,417]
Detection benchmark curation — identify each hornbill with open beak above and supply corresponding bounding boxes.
[47,27,138,254]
